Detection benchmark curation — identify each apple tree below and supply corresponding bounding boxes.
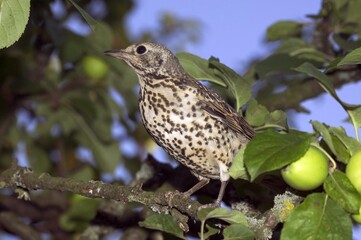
[0,0,360,239]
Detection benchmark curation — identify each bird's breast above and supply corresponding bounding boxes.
[138,83,242,179]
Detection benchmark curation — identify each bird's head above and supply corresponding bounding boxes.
[104,42,186,79]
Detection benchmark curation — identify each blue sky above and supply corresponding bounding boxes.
[126,0,320,68]
[125,0,361,139]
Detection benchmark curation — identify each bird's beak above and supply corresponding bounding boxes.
[103,49,130,60]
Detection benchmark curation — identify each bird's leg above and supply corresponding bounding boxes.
[183,179,210,198]
[215,180,228,206]
[166,179,209,207]
[198,180,228,210]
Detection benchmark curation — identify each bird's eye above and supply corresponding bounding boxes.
[136,45,147,54]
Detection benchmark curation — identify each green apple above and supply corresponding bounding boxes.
[81,55,109,80]
[352,205,361,224]
[346,151,361,194]
[281,146,329,191]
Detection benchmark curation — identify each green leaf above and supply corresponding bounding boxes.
[311,121,351,163]
[281,193,352,240]
[324,170,361,213]
[59,195,100,232]
[6,123,23,146]
[330,135,350,164]
[255,54,305,78]
[256,39,328,77]
[245,99,288,129]
[266,110,288,129]
[26,142,51,173]
[198,208,248,226]
[69,166,96,181]
[311,121,337,156]
[312,121,361,163]
[59,33,87,62]
[223,223,255,240]
[337,47,361,67]
[245,99,269,127]
[0,0,30,49]
[332,33,361,51]
[209,57,253,111]
[91,117,113,142]
[202,224,220,240]
[64,106,121,172]
[329,127,361,159]
[333,0,348,11]
[229,147,248,180]
[197,207,213,221]
[66,93,98,121]
[294,63,343,105]
[343,0,361,36]
[244,130,312,181]
[34,104,75,137]
[139,214,185,239]
[290,48,329,63]
[311,121,361,164]
[68,0,113,51]
[86,21,113,51]
[348,105,361,135]
[68,0,97,31]
[177,52,226,86]
[198,208,249,240]
[294,62,361,140]
[266,21,302,41]
[276,38,312,54]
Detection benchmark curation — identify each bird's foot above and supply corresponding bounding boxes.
[165,191,190,208]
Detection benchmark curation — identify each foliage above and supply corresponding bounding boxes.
[1,0,361,239]
[0,0,30,49]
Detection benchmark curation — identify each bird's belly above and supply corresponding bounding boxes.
[140,100,239,180]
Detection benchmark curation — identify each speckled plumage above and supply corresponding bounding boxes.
[104,43,255,207]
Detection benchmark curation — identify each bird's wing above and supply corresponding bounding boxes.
[200,98,255,140]
[197,84,255,140]
[178,75,255,140]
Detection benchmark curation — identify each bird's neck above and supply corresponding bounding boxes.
[138,76,177,91]
[137,70,192,88]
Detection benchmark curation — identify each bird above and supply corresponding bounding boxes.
[104,42,255,208]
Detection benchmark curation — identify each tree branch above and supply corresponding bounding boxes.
[259,67,361,111]
[0,160,305,239]
[0,160,201,219]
